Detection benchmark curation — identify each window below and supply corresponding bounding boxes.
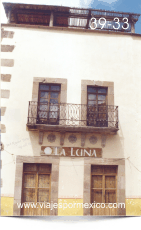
[21,163,51,216]
[87,86,108,127]
[37,84,61,125]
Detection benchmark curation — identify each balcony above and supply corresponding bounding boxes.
[3,3,140,33]
[27,102,119,134]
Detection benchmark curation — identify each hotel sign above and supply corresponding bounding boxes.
[41,147,102,158]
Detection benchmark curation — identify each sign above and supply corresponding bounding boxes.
[41,147,102,158]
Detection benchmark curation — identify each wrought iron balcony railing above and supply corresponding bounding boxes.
[27,101,118,129]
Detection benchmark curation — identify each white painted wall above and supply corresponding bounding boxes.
[1,26,141,198]
[58,158,84,199]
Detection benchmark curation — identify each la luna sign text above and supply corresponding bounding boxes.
[41,147,102,158]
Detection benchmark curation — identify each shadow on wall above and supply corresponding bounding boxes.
[102,122,125,158]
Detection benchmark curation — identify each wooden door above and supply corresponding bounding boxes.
[21,163,51,216]
[91,165,117,216]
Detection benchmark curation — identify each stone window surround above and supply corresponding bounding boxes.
[81,80,114,106]
[32,77,67,103]
[13,156,60,216]
[81,80,115,128]
[83,158,126,216]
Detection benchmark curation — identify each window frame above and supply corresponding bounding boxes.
[81,80,114,127]
[87,86,108,127]
[31,77,67,125]
[37,83,61,125]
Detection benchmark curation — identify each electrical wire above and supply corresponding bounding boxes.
[3,149,14,156]
[1,149,141,173]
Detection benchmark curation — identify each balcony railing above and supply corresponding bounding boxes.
[27,101,118,129]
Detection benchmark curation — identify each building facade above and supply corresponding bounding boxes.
[1,3,141,216]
